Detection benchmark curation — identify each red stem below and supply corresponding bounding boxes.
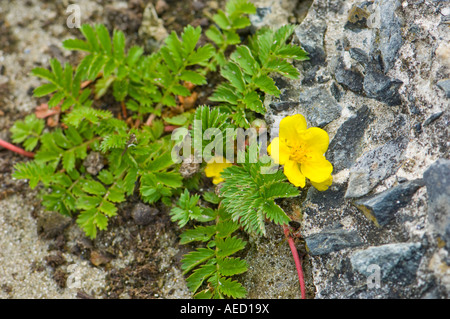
[0,138,35,158]
[164,125,180,132]
[283,225,306,299]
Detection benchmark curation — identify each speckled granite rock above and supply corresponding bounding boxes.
[258,0,449,299]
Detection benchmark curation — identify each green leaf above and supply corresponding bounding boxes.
[153,171,183,188]
[217,257,248,276]
[253,75,280,96]
[164,113,189,126]
[33,83,58,97]
[262,200,291,225]
[213,10,231,30]
[162,94,177,107]
[264,182,299,200]
[95,24,112,54]
[80,24,99,51]
[97,170,114,185]
[170,85,191,97]
[113,29,126,61]
[179,70,206,85]
[12,161,54,189]
[230,16,251,29]
[276,45,309,60]
[170,189,203,227]
[231,45,259,76]
[88,55,107,80]
[205,26,223,45]
[63,38,91,52]
[226,0,256,16]
[186,263,216,293]
[181,25,201,54]
[76,208,108,239]
[242,91,264,114]
[209,83,240,104]
[215,236,246,257]
[266,58,300,78]
[146,152,174,172]
[126,45,144,67]
[10,114,45,148]
[112,78,128,101]
[62,149,76,172]
[76,195,102,210]
[220,157,297,235]
[48,91,65,108]
[107,186,126,203]
[81,180,107,195]
[272,24,296,50]
[187,44,215,65]
[215,220,240,238]
[32,67,56,82]
[202,191,220,204]
[181,248,215,274]
[180,225,217,244]
[221,62,245,93]
[98,199,117,217]
[216,276,247,298]
[50,58,63,82]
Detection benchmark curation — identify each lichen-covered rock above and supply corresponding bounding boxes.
[423,159,450,250]
[345,136,408,198]
[305,226,364,256]
[259,0,449,299]
[326,105,373,172]
[353,179,425,227]
[350,242,423,285]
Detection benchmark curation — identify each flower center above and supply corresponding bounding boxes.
[289,142,309,163]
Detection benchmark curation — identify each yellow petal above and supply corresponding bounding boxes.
[267,137,290,165]
[300,154,333,183]
[310,175,333,191]
[279,114,307,142]
[212,175,225,184]
[284,160,306,188]
[298,127,330,154]
[204,156,232,181]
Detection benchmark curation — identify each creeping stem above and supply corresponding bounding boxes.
[0,138,35,158]
[283,225,306,299]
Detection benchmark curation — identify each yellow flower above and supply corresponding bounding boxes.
[267,114,333,190]
[204,156,232,184]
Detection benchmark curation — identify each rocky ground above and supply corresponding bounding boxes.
[0,0,449,299]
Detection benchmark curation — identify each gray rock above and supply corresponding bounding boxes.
[131,203,159,226]
[326,105,373,172]
[305,227,364,256]
[363,67,403,106]
[334,57,364,93]
[345,136,408,198]
[138,3,169,52]
[249,7,272,28]
[436,80,450,98]
[344,1,373,31]
[295,19,327,68]
[353,179,425,227]
[349,47,370,67]
[350,242,423,284]
[269,101,300,112]
[83,152,105,176]
[373,0,404,73]
[306,182,347,209]
[347,47,403,105]
[423,159,450,249]
[423,111,444,126]
[297,87,342,127]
